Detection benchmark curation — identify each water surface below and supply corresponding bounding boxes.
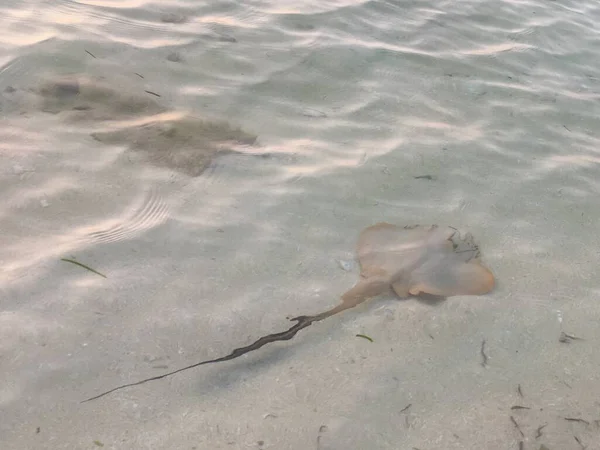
[1,1,600,449]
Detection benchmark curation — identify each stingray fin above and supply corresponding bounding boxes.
[408,262,494,297]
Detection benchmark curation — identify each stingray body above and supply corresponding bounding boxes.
[82,222,495,402]
[10,73,258,177]
[335,222,495,316]
[91,112,257,177]
[35,74,167,121]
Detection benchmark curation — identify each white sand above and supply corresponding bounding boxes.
[1,1,600,449]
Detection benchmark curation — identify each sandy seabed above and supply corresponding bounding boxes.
[1,0,600,449]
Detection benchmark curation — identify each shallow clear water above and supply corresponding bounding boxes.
[1,1,600,449]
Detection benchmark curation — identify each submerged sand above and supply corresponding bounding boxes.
[2,1,600,449]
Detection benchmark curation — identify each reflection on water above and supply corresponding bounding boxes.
[1,0,600,449]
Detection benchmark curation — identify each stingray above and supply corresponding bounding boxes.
[82,222,494,402]
[24,74,167,121]
[7,73,260,176]
[90,112,258,177]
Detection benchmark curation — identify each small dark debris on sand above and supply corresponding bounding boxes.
[510,416,524,437]
[535,424,547,439]
[480,339,488,367]
[559,331,584,343]
[160,13,187,24]
[167,52,184,63]
[563,417,590,425]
